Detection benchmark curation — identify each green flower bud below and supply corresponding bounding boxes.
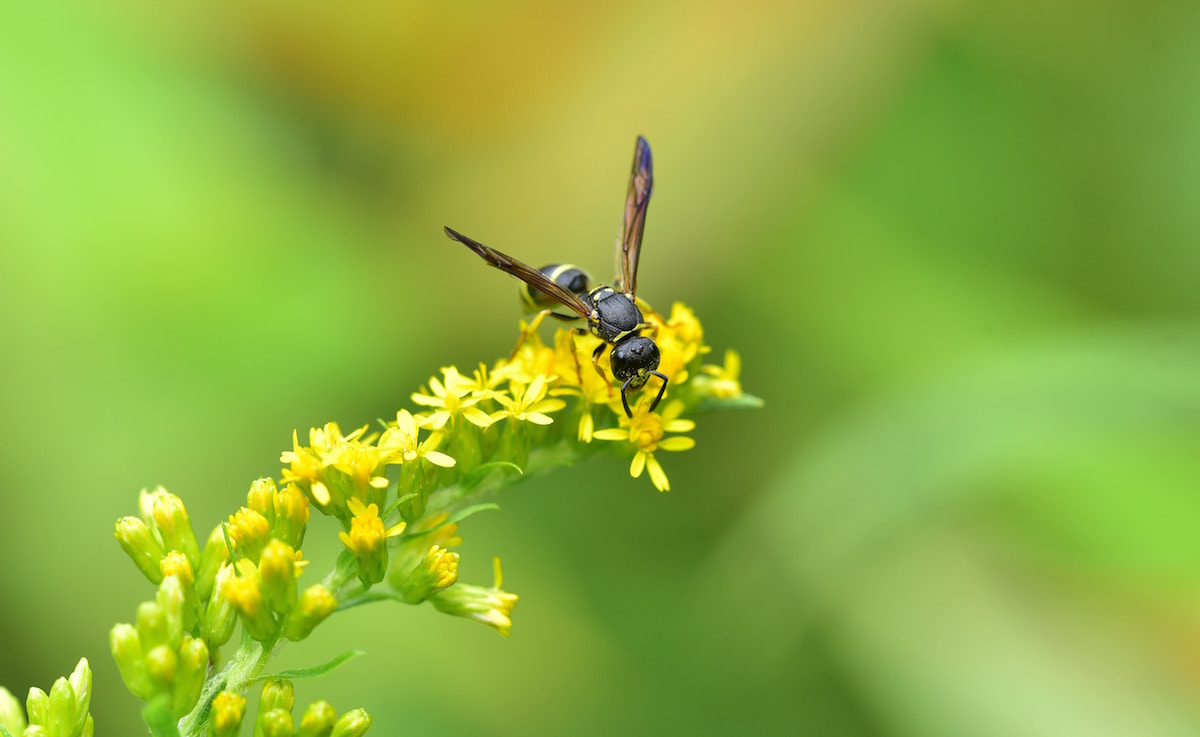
[136,600,169,652]
[0,687,26,735]
[330,708,371,737]
[114,516,166,584]
[274,483,310,550]
[202,563,239,650]
[211,691,246,737]
[283,585,337,642]
[25,687,48,727]
[156,576,186,651]
[259,708,294,737]
[47,674,76,737]
[227,507,271,563]
[81,714,95,737]
[143,487,201,567]
[195,525,231,603]
[226,560,278,642]
[144,644,178,689]
[259,540,298,616]
[161,552,200,632]
[295,700,335,737]
[66,658,93,737]
[172,636,208,719]
[258,679,294,716]
[24,726,50,737]
[395,462,428,523]
[110,623,152,700]
[396,545,459,604]
[246,477,278,522]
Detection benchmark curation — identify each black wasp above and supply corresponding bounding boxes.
[444,135,666,418]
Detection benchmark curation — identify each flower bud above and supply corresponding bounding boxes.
[283,585,337,642]
[429,558,517,636]
[226,559,278,642]
[259,540,298,616]
[202,563,239,649]
[211,691,246,737]
[396,546,459,604]
[259,708,294,737]
[144,644,178,688]
[156,575,186,651]
[110,624,152,700]
[160,552,199,632]
[296,700,335,737]
[337,503,391,586]
[258,678,294,715]
[195,525,231,603]
[330,708,372,737]
[0,687,26,735]
[227,507,271,562]
[274,483,310,549]
[114,516,166,584]
[171,636,208,718]
[143,487,201,567]
[25,687,48,729]
[47,673,76,737]
[66,658,92,737]
[246,477,278,521]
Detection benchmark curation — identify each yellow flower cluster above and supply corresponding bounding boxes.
[104,300,754,735]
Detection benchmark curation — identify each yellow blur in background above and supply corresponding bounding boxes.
[3,1,1200,735]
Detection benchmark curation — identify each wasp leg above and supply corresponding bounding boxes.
[620,371,669,418]
[647,370,668,412]
[590,341,611,383]
[508,309,552,360]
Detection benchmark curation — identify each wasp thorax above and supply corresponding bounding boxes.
[585,287,643,342]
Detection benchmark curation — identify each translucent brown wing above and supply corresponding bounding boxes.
[615,136,654,298]
[444,226,591,320]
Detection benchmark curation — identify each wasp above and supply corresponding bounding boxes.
[444,136,666,418]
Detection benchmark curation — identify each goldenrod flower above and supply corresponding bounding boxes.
[430,558,518,636]
[411,366,494,430]
[377,410,456,468]
[226,507,271,562]
[593,400,695,491]
[490,374,566,426]
[396,544,460,604]
[225,559,277,641]
[697,348,744,399]
[338,498,405,585]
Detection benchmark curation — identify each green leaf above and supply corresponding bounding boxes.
[459,461,523,491]
[252,650,366,682]
[396,503,500,542]
[694,393,764,412]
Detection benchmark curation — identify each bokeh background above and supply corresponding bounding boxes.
[3,1,1200,734]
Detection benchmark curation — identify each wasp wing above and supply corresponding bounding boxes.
[444,226,592,320]
[615,136,653,298]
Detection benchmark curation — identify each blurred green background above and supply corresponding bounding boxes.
[3,1,1200,734]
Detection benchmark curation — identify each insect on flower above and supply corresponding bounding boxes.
[445,136,667,418]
